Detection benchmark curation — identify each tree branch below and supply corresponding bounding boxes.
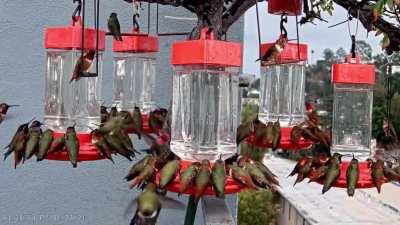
[333,0,400,53]
[222,0,263,35]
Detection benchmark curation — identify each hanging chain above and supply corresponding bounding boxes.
[132,0,140,31]
[385,55,394,121]
[254,0,262,60]
[347,8,359,58]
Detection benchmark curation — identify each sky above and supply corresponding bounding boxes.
[243,2,383,76]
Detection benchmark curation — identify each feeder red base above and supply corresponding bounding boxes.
[268,0,302,16]
[45,132,105,162]
[316,161,387,189]
[125,114,152,134]
[246,127,313,150]
[156,160,244,196]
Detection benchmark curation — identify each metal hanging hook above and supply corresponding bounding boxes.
[72,0,82,21]
[347,7,360,58]
[280,14,288,37]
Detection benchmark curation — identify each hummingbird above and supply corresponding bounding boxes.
[158,160,180,189]
[129,183,161,225]
[125,182,185,225]
[65,125,80,168]
[256,35,288,65]
[70,50,96,83]
[108,12,123,41]
[36,129,54,161]
[370,159,386,193]
[179,162,200,195]
[211,156,227,198]
[272,119,281,151]
[100,105,109,124]
[4,119,32,168]
[24,121,43,161]
[237,121,254,146]
[194,160,211,202]
[322,153,342,194]
[133,106,143,139]
[0,103,19,124]
[346,156,359,197]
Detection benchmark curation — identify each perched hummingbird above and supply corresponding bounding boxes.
[322,153,342,194]
[179,162,200,195]
[91,129,114,163]
[70,50,96,83]
[4,120,31,168]
[65,125,80,168]
[108,12,123,41]
[290,126,303,144]
[133,106,143,139]
[126,155,153,182]
[211,156,227,198]
[129,157,156,188]
[271,120,281,151]
[24,121,43,161]
[346,157,359,197]
[159,160,180,189]
[256,35,288,64]
[194,160,211,202]
[230,164,258,190]
[370,159,386,193]
[288,157,308,177]
[36,129,54,161]
[293,158,313,186]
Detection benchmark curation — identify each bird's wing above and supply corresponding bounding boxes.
[124,198,139,218]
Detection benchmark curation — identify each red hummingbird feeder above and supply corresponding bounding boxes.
[321,55,379,188]
[268,0,303,16]
[247,41,312,150]
[169,28,242,163]
[112,28,158,134]
[43,16,106,161]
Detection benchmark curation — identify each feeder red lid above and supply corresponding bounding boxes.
[112,29,159,53]
[268,0,303,16]
[260,42,308,65]
[332,55,375,85]
[171,28,242,67]
[44,16,106,51]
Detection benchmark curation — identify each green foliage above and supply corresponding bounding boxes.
[238,189,279,225]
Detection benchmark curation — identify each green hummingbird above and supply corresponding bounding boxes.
[125,182,185,225]
[212,156,226,198]
[130,183,161,225]
[4,119,31,168]
[179,162,200,195]
[65,125,79,168]
[346,156,359,197]
[36,129,54,161]
[322,153,342,194]
[159,160,180,189]
[24,121,43,161]
[108,12,123,41]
